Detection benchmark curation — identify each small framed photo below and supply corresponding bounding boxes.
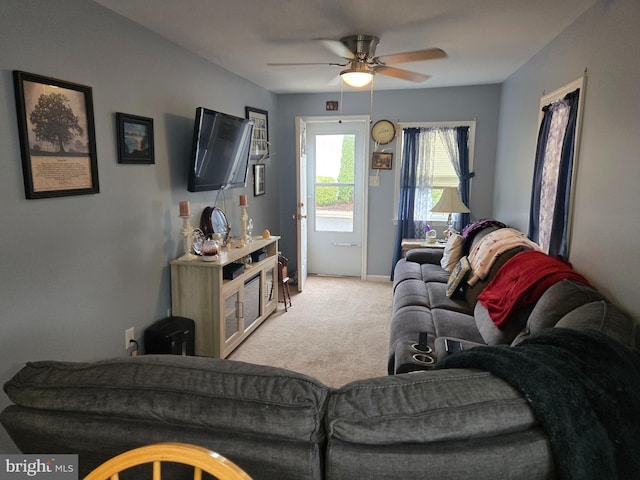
[245,106,269,160]
[116,113,154,164]
[253,164,265,196]
[13,70,99,199]
[372,151,393,170]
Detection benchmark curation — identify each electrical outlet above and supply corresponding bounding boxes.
[125,327,135,350]
[167,307,172,317]
[369,175,380,187]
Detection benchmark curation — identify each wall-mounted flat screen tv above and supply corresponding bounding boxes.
[187,107,254,192]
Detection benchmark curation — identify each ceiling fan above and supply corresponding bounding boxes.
[268,34,446,87]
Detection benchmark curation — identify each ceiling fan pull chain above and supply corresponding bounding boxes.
[369,77,375,123]
[339,81,344,123]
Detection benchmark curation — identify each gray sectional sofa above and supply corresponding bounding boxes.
[2,222,640,480]
[388,223,637,374]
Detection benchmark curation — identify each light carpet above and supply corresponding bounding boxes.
[228,275,393,388]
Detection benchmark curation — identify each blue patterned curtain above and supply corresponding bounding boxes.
[391,128,420,278]
[528,89,580,259]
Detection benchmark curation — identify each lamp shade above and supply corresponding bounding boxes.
[340,62,374,87]
[431,187,470,214]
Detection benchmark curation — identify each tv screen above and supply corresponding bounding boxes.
[188,107,254,192]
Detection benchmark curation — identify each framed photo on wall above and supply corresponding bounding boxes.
[116,113,155,164]
[371,151,393,170]
[13,70,99,199]
[253,163,265,196]
[245,106,269,160]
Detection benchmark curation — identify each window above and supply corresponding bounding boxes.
[394,121,475,225]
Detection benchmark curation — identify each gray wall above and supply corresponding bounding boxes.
[494,0,640,318]
[276,84,502,277]
[0,0,277,452]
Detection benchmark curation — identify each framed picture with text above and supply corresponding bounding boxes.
[116,113,155,164]
[245,106,269,160]
[13,70,99,199]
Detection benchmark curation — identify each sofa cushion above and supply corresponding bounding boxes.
[3,356,330,443]
[556,300,638,347]
[326,369,537,445]
[440,233,464,271]
[431,309,485,343]
[421,263,451,283]
[512,279,604,345]
[392,259,424,290]
[405,248,444,265]
[427,282,473,315]
[446,256,471,297]
[475,302,534,346]
[393,278,429,312]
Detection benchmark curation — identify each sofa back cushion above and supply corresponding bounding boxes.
[440,233,464,272]
[3,355,330,443]
[511,280,604,345]
[556,301,638,347]
[325,369,537,446]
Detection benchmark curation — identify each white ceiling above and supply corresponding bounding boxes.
[94,0,597,94]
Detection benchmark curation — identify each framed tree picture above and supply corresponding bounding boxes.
[13,70,99,199]
[245,106,269,160]
[116,113,155,164]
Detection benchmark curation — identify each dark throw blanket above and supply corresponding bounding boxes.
[437,328,640,480]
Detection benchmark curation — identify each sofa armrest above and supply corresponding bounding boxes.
[405,248,444,265]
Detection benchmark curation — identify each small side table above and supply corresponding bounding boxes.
[401,238,446,257]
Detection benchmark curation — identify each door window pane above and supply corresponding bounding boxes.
[314,134,354,232]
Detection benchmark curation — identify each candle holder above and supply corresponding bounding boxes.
[179,215,197,260]
[240,205,248,247]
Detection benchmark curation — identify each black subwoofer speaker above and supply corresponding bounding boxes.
[144,316,195,355]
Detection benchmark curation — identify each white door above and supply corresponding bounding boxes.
[305,118,368,277]
[295,117,308,292]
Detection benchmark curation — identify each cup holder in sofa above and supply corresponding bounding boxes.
[412,353,436,366]
[394,339,437,374]
[411,343,433,354]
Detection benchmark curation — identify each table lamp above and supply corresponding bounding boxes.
[430,187,470,236]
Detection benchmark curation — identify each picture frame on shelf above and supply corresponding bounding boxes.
[253,163,265,196]
[13,70,99,199]
[116,112,155,164]
[371,151,393,170]
[245,106,269,160]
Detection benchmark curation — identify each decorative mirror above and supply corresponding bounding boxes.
[200,206,230,245]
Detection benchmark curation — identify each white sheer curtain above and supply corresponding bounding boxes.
[412,129,437,237]
[438,127,462,228]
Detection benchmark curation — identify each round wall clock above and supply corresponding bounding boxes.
[371,119,396,144]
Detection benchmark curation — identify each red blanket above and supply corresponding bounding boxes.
[478,250,589,328]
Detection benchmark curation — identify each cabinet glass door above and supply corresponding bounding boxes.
[264,265,275,313]
[243,275,260,331]
[223,290,241,341]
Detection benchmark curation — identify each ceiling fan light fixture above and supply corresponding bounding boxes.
[340,62,374,88]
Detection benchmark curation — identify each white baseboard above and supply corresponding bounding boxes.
[366,274,391,283]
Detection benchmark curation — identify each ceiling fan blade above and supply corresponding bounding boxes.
[375,66,430,83]
[319,39,356,59]
[375,48,446,65]
[268,62,346,67]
